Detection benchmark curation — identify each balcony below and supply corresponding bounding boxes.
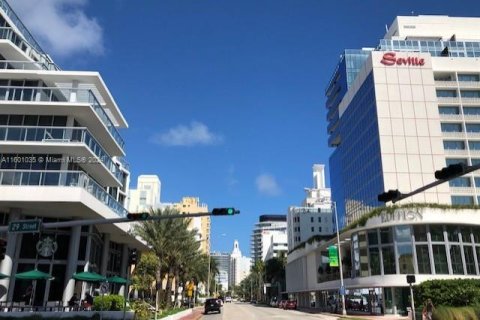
[466,132,480,139]
[464,114,480,121]
[441,131,465,139]
[0,59,54,71]
[0,86,125,153]
[458,81,480,89]
[439,113,463,120]
[444,149,469,156]
[437,97,460,104]
[435,81,458,88]
[0,170,127,217]
[449,186,475,194]
[0,126,122,185]
[461,97,480,104]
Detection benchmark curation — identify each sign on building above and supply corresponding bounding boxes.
[328,245,339,267]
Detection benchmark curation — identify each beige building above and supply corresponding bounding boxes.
[172,197,211,254]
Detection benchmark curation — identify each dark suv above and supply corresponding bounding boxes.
[204,298,221,314]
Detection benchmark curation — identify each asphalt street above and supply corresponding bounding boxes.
[200,302,339,320]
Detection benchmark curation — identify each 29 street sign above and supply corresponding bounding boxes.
[8,220,41,233]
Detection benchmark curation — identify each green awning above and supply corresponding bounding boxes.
[106,276,128,284]
[73,272,106,283]
[0,272,9,279]
[15,269,53,280]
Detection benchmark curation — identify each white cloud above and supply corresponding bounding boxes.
[150,121,223,146]
[226,165,239,188]
[10,0,104,57]
[255,173,281,196]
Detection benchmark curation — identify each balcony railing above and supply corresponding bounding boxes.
[461,97,480,104]
[0,170,127,217]
[0,126,122,182]
[0,27,58,71]
[0,86,125,150]
[441,131,465,138]
[458,81,480,88]
[439,113,462,120]
[437,97,460,104]
[444,149,468,155]
[435,81,458,87]
[0,59,54,71]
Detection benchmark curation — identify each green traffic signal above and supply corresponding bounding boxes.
[227,208,234,215]
[127,212,150,220]
[212,208,238,216]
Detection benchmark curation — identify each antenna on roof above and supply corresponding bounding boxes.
[385,24,388,33]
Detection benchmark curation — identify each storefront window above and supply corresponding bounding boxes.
[450,245,464,275]
[395,226,411,243]
[359,232,369,277]
[464,246,477,275]
[432,245,449,274]
[368,230,378,245]
[461,226,472,243]
[397,244,414,274]
[382,246,396,274]
[416,245,431,274]
[380,228,393,244]
[430,225,445,242]
[413,225,427,242]
[473,227,480,243]
[447,226,460,242]
[369,247,381,275]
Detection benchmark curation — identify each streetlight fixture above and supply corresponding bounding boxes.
[333,202,347,316]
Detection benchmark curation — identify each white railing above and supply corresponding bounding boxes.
[437,97,460,104]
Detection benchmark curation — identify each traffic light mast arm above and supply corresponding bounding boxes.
[379,163,480,203]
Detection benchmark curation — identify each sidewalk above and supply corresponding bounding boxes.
[178,307,203,320]
[298,307,409,320]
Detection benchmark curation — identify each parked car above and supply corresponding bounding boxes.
[278,300,287,308]
[225,296,232,303]
[204,298,221,314]
[284,300,297,310]
[270,298,278,307]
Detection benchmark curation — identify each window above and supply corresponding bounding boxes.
[450,245,464,275]
[449,177,471,187]
[464,246,476,275]
[441,123,463,132]
[139,191,147,205]
[446,158,468,166]
[446,226,460,242]
[464,107,480,115]
[466,124,480,132]
[469,141,480,150]
[368,230,379,245]
[395,225,411,242]
[369,247,381,276]
[451,195,474,205]
[318,217,321,223]
[414,225,428,242]
[318,227,322,232]
[443,141,465,150]
[310,217,314,223]
[432,245,449,274]
[382,246,396,274]
[416,245,431,274]
[461,90,480,98]
[397,244,414,274]
[438,106,460,115]
[458,74,480,82]
[311,227,314,232]
[430,225,444,242]
[436,90,457,97]
[380,228,393,244]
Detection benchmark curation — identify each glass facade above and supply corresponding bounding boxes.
[378,39,480,58]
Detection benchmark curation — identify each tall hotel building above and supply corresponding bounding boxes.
[286,16,480,315]
[0,0,145,307]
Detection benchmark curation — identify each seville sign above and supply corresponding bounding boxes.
[381,52,425,66]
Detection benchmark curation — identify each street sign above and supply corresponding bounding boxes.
[340,285,345,295]
[328,245,339,267]
[8,220,41,233]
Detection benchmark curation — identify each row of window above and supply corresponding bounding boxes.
[435,74,480,82]
[439,106,480,115]
[443,140,480,150]
[437,90,480,98]
[441,123,480,132]
[0,114,68,127]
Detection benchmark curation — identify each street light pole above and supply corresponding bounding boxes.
[333,202,347,316]
[207,253,211,296]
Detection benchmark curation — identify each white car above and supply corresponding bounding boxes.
[225,296,232,303]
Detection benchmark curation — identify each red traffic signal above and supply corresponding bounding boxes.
[211,208,238,216]
[126,212,150,220]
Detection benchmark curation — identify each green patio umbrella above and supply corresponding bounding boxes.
[106,276,128,284]
[15,269,53,280]
[0,272,9,279]
[72,271,106,283]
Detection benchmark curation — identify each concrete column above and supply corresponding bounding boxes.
[0,209,21,302]
[100,234,110,276]
[118,244,128,296]
[69,80,79,102]
[62,225,81,306]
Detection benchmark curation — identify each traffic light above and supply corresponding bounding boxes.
[211,208,237,216]
[126,212,150,220]
[128,249,138,265]
[378,189,402,203]
[435,163,467,180]
[0,239,6,261]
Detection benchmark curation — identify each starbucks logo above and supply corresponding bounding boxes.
[36,236,58,257]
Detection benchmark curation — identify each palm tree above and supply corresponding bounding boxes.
[251,260,265,302]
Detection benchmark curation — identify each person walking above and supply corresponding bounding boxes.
[422,298,435,320]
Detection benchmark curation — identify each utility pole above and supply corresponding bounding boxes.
[334,202,347,316]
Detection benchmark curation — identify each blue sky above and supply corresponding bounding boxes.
[11,0,480,256]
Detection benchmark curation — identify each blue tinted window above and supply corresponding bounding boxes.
[469,141,480,150]
[443,141,465,150]
[446,158,468,166]
[449,177,471,187]
[438,106,460,115]
[451,196,474,205]
[466,124,480,132]
[458,74,480,82]
[461,91,480,98]
[437,90,457,97]
[464,107,480,115]
[441,123,462,132]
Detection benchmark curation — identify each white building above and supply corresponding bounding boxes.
[229,240,251,288]
[0,0,145,306]
[264,233,288,261]
[287,164,335,251]
[286,15,480,316]
[127,175,161,213]
[251,215,287,263]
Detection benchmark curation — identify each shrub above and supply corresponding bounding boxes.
[93,294,125,311]
[433,306,478,320]
[415,279,480,307]
[131,300,153,320]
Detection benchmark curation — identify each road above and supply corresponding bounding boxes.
[200,302,338,320]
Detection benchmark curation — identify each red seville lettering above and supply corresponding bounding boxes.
[381,52,425,66]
